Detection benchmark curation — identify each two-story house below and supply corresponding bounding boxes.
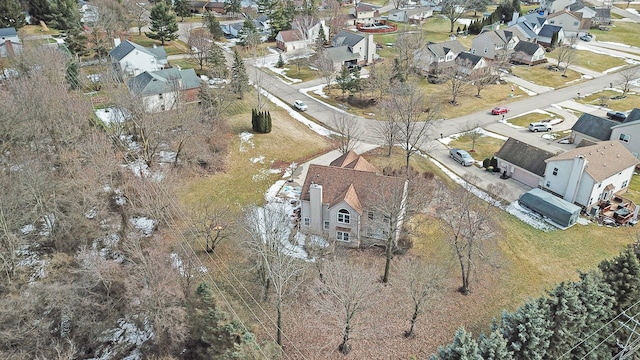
[511,40,547,65]
[276,20,330,51]
[328,30,376,67]
[470,29,519,61]
[570,113,619,145]
[541,141,639,211]
[127,68,201,112]
[413,39,467,77]
[495,137,557,188]
[388,7,433,23]
[610,109,640,158]
[540,0,576,14]
[109,39,168,78]
[349,4,379,26]
[299,151,407,248]
[537,24,565,47]
[546,9,590,37]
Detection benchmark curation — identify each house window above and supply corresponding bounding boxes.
[484,47,488,54]
[337,231,350,242]
[159,93,163,99]
[383,215,391,224]
[552,167,558,176]
[623,180,629,188]
[546,180,551,187]
[549,20,555,24]
[303,217,310,226]
[620,134,631,143]
[323,220,329,230]
[574,21,579,26]
[471,48,476,54]
[367,211,374,220]
[337,209,350,224]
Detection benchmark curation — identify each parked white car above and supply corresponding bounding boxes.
[449,148,474,166]
[528,122,552,132]
[293,100,308,111]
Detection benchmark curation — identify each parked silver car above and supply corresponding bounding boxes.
[528,122,552,132]
[449,148,474,166]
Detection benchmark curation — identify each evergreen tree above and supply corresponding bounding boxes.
[599,248,640,313]
[48,0,82,31]
[203,11,224,40]
[0,0,27,28]
[266,111,272,132]
[148,1,179,45]
[478,328,513,360]
[433,327,482,360]
[27,0,51,24]
[335,65,352,96]
[269,1,292,40]
[65,61,81,89]
[500,298,552,360]
[230,49,249,98]
[239,18,260,47]
[257,0,275,14]
[276,53,285,68]
[173,0,191,21]
[316,23,327,48]
[65,29,90,58]
[208,44,228,78]
[545,281,588,358]
[391,58,406,84]
[224,0,242,17]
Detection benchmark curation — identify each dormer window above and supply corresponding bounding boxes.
[337,209,350,224]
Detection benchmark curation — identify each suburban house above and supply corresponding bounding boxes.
[506,22,539,43]
[0,27,22,57]
[299,151,408,247]
[329,30,376,66]
[592,8,612,27]
[568,2,596,20]
[510,40,547,65]
[387,7,433,23]
[470,29,519,61]
[455,52,488,75]
[540,0,576,14]
[413,39,467,76]
[349,4,379,26]
[253,15,271,34]
[324,46,360,71]
[495,137,557,188]
[188,1,225,14]
[275,20,329,52]
[0,27,20,44]
[604,109,640,158]
[541,140,639,211]
[220,22,244,38]
[109,39,168,78]
[127,68,201,112]
[570,113,618,145]
[537,24,565,47]
[546,9,590,37]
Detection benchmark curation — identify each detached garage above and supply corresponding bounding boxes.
[495,138,556,188]
[519,188,582,228]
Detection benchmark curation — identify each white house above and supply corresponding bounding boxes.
[109,39,168,78]
[470,29,519,60]
[330,30,376,66]
[413,39,467,75]
[541,141,639,210]
[127,68,202,112]
[605,109,640,158]
[537,24,565,47]
[511,40,547,65]
[546,9,590,37]
[349,4,379,25]
[299,151,407,247]
[388,7,433,23]
[540,0,576,14]
[275,20,329,52]
[0,27,20,44]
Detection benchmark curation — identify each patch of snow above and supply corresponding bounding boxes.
[95,108,130,124]
[20,224,35,234]
[283,162,297,179]
[158,151,176,163]
[16,245,48,282]
[90,315,154,360]
[250,156,265,164]
[239,131,255,152]
[505,201,555,231]
[129,217,155,237]
[444,127,508,142]
[603,64,628,74]
[126,159,149,177]
[85,207,98,219]
[518,85,538,96]
[170,253,208,276]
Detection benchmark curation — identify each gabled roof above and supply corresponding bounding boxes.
[300,162,405,215]
[326,46,360,62]
[521,13,547,27]
[571,113,618,141]
[330,150,360,168]
[514,40,542,55]
[456,52,483,67]
[356,4,376,12]
[330,151,379,172]
[427,39,466,58]
[278,29,305,42]
[538,24,563,38]
[109,40,167,62]
[545,140,639,182]
[127,68,201,96]
[507,23,538,40]
[547,9,582,20]
[495,138,556,176]
[0,27,17,38]
[595,8,611,18]
[479,29,516,45]
[622,108,640,124]
[332,30,365,48]
[568,3,587,11]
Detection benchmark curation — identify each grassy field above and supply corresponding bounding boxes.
[546,49,628,73]
[508,110,562,127]
[129,34,190,55]
[18,24,60,37]
[591,21,640,48]
[511,63,583,88]
[577,90,640,111]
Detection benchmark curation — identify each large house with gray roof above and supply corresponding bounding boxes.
[541,141,639,211]
[495,138,557,188]
[470,29,519,61]
[511,40,547,65]
[570,113,620,145]
[327,30,376,68]
[127,68,201,112]
[299,151,407,247]
[414,39,467,76]
[109,39,168,78]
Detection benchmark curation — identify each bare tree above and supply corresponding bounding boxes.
[401,258,446,337]
[470,66,496,98]
[459,120,483,152]
[125,0,150,35]
[375,115,398,157]
[394,30,423,76]
[332,112,362,154]
[194,200,236,253]
[619,66,639,94]
[381,83,438,169]
[555,37,577,76]
[442,0,469,33]
[188,27,213,71]
[443,60,472,105]
[325,0,348,39]
[316,259,379,355]
[436,177,501,295]
[243,203,306,347]
[313,48,336,96]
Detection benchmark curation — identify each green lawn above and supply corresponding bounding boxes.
[577,90,640,112]
[590,21,640,48]
[511,63,582,88]
[508,110,562,127]
[448,132,505,161]
[546,49,627,73]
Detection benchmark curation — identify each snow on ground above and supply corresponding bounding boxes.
[90,315,154,360]
[129,216,156,237]
[239,131,255,152]
[170,253,207,276]
[440,127,507,145]
[250,155,265,164]
[95,108,130,124]
[517,84,538,96]
[16,245,48,283]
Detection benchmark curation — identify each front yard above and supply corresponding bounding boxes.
[576,90,640,111]
[590,21,640,48]
[511,63,583,88]
[546,49,628,73]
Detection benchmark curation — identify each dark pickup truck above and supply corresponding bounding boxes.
[607,111,627,121]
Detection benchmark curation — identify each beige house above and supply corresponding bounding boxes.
[546,9,590,37]
[388,7,433,23]
[413,39,467,76]
[470,29,519,61]
[330,30,377,66]
[299,151,407,247]
[349,4,379,25]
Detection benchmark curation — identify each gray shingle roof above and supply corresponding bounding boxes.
[109,40,167,62]
[332,30,364,48]
[623,108,640,123]
[326,46,359,62]
[456,51,482,67]
[571,113,618,141]
[495,137,556,176]
[427,39,466,58]
[127,68,201,96]
[0,27,17,37]
[595,8,610,18]
[514,40,541,56]
[538,24,562,38]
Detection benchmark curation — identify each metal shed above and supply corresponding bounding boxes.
[519,188,582,228]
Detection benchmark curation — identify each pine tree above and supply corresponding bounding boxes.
[65,61,81,89]
[0,0,26,28]
[173,0,191,21]
[208,44,228,79]
[335,65,352,96]
[148,1,179,45]
[276,54,285,68]
[478,328,513,360]
[27,0,51,24]
[239,18,259,47]
[500,298,552,360]
[224,0,242,17]
[599,248,640,313]
[391,58,406,84]
[203,11,224,40]
[433,327,482,360]
[266,111,272,133]
[230,49,249,98]
[48,0,82,31]
[545,281,588,358]
[316,24,327,48]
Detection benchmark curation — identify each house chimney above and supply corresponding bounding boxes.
[114,38,121,47]
[4,40,14,57]
[309,183,323,232]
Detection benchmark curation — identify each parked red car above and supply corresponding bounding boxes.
[492,106,509,115]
